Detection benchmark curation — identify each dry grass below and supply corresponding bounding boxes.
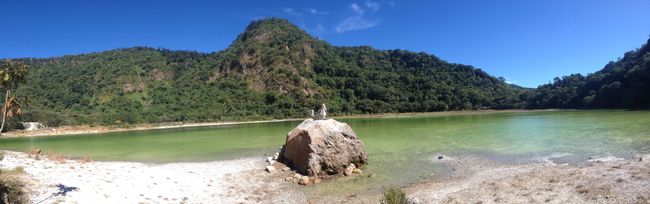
[0,167,30,204]
[29,148,94,163]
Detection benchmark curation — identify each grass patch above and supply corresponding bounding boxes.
[0,167,30,204]
[380,187,407,204]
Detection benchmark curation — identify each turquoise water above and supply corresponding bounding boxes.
[1,110,649,192]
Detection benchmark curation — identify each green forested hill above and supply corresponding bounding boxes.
[525,38,650,109]
[7,18,530,126]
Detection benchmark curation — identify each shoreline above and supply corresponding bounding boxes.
[2,109,559,138]
[1,150,648,203]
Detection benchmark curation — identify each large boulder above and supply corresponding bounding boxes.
[281,119,367,176]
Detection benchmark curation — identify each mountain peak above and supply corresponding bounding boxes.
[233,18,313,46]
[245,18,296,31]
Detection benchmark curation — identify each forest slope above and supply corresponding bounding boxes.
[10,18,526,126]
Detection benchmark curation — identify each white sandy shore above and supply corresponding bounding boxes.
[0,151,281,204]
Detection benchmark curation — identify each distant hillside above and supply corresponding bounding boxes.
[526,38,650,109]
[8,18,527,126]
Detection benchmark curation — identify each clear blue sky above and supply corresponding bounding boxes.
[1,0,649,87]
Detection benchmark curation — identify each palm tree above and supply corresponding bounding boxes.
[0,60,29,134]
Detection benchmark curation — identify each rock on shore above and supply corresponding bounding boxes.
[281,119,367,176]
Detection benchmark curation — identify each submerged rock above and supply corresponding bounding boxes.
[281,119,367,176]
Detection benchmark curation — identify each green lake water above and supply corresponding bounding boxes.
[1,110,649,193]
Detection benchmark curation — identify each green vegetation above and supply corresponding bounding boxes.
[6,18,526,126]
[380,188,407,204]
[2,18,648,127]
[525,38,650,109]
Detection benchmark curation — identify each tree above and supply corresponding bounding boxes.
[0,60,29,134]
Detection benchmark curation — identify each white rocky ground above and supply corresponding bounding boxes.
[1,150,649,204]
[407,154,650,204]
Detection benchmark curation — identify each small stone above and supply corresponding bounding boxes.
[352,168,363,174]
[407,197,423,204]
[265,166,275,173]
[284,177,294,182]
[298,176,311,185]
[268,160,276,165]
[344,164,356,176]
[282,167,290,172]
[635,155,649,162]
[266,157,273,162]
[273,154,279,160]
[312,177,321,184]
[293,173,303,180]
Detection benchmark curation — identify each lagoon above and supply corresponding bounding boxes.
[1,110,649,192]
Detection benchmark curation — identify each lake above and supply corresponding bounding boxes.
[1,110,649,193]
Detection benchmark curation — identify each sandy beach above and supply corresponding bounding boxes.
[0,151,285,203]
[1,150,648,203]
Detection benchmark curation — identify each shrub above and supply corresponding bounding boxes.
[0,167,30,204]
[2,118,24,132]
[380,187,407,204]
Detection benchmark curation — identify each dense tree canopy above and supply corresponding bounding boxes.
[526,38,650,109]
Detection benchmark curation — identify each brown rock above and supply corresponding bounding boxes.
[281,119,368,176]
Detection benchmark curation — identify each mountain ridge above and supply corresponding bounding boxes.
[8,18,646,127]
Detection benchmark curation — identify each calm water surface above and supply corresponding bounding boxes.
[1,110,649,193]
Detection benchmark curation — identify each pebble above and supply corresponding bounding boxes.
[265,166,275,173]
[298,176,310,185]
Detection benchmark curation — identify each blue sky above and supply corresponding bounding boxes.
[1,0,649,87]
